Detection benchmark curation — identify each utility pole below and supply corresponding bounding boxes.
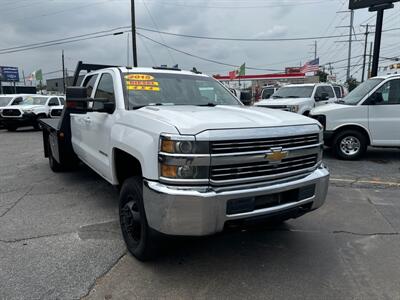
[367,42,373,79]
[130,0,138,67]
[127,33,130,67]
[361,24,370,82]
[314,40,317,60]
[370,4,393,77]
[22,70,26,86]
[346,9,354,81]
[62,50,66,93]
[328,63,333,75]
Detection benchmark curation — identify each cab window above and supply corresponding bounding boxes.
[373,79,400,105]
[94,73,115,103]
[48,97,59,106]
[59,97,65,105]
[84,75,98,98]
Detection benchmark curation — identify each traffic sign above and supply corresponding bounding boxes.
[349,0,399,10]
[0,66,20,82]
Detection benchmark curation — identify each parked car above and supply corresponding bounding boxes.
[40,64,329,261]
[0,95,64,131]
[332,84,348,101]
[255,83,337,115]
[310,74,400,160]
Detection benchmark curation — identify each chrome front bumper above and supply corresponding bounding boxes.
[143,165,329,236]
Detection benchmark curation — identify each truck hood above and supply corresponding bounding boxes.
[311,103,350,114]
[256,98,312,106]
[139,105,317,135]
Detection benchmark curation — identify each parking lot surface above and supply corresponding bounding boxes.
[1,129,400,299]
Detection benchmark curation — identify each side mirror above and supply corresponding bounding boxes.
[93,99,115,114]
[369,92,384,105]
[65,87,90,113]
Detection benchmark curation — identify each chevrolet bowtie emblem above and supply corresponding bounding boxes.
[265,148,288,163]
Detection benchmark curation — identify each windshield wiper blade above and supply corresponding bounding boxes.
[197,102,217,107]
[287,96,300,98]
[272,96,282,99]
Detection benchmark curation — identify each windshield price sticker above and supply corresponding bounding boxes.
[126,81,159,87]
[127,86,160,92]
[125,74,154,81]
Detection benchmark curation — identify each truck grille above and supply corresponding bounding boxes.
[1,109,21,117]
[259,105,289,111]
[211,154,318,184]
[211,134,319,154]
[50,109,62,117]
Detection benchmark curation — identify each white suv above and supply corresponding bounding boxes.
[310,74,400,160]
[255,83,337,115]
[1,95,64,131]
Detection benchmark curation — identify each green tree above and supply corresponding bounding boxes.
[346,77,359,92]
[317,70,328,82]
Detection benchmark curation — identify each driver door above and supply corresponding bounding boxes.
[70,74,98,160]
[367,79,400,146]
[83,72,116,180]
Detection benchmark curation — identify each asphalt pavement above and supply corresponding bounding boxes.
[0,129,399,299]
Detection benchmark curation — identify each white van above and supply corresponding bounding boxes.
[310,74,400,160]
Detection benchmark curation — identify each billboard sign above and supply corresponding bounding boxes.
[0,66,20,82]
[349,0,399,9]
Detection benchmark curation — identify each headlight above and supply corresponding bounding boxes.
[288,105,299,113]
[159,134,210,183]
[160,135,209,154]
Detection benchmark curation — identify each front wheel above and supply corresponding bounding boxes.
[119,177,160,261]
[333,130,367,160]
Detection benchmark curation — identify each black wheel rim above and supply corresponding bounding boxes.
[121,195,141,244]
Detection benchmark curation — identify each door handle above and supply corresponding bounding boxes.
[83,117,91,124]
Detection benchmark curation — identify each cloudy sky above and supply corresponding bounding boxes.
[0,0,399,84]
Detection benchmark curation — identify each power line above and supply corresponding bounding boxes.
[136,26,400,42]
[137,32,283,72]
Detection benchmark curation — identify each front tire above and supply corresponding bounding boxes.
[119,177,159,261]
[333,129,367,160]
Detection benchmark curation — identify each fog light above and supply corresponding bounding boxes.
[177,165,198,179]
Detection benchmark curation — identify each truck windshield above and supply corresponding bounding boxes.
[21,96,48,105]
[123,72,241,108]
[272,86,313,99]
[0,97,13,107]
[340,78,384,105]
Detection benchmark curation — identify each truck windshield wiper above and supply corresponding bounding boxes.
[131,103,174,109]
[197,103,217,107]
[272,96,282,99]
[287,96,300,98]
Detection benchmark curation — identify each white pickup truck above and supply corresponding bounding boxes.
[255,83,337,116]
[310,74,400,160]
[1,95,64,131]
[40,65,329,260]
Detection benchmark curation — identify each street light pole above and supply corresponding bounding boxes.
[131,0,138,67]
